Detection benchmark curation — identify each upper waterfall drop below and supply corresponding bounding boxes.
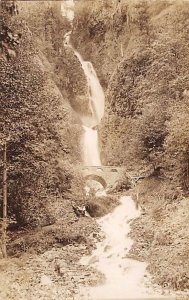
[61,1,104,166]
[74,50,105,127]
[61,0,74,22]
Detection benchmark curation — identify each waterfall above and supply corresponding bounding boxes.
[61,0,74,22]
[82,126,101,166]
[74,51,105,166]
[74,51,105,127]
[79,197,165,299]
[60,4,169,299]
[62,2,104,167]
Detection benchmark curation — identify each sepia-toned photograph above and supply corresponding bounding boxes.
[0,0,189,299]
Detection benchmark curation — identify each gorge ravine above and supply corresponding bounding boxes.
[61,2,169,299]
[62,0,104,167]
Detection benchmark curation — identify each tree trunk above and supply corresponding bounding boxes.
[1,141,7,258]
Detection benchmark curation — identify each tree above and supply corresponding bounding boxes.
[0,2,83,228]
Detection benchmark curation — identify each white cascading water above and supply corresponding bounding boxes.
[62,1,104,167]
[79,197,165,300]
[61,3,167,300]
[61,0,74,22]
[82,126,101,166]
[74,50,105,128]
[73,50,104,165]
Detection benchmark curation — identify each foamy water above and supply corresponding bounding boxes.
[62,2,104,166]
[74,51,105,128]
[82,126,101,166]
[79,196,166,299]
[61,3,178,300]
[61,0,74,22]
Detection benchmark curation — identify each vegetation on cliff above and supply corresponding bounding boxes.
[0,1,84,228]
[1,0,189,294]
[72,0,189,290]
[73,0,189,191]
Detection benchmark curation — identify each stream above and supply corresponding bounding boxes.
[78,196,168,300]
[61,2,171,299]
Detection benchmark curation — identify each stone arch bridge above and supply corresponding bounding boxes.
[82,166,124,189]
[82,166,145,189]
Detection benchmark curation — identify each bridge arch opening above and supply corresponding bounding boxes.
[84,174,107,189]
[111,168,118,172]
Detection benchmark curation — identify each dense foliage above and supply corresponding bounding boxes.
[1,0,189,291]
[18,1,90,117]
[72,0,189,290]
[73,0,189,191]
[0,2,83,227]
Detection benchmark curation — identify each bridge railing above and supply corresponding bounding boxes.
[82,166,124,171]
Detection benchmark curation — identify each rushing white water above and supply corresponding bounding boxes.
[61,4,173,299]
[62,2,104,166]
[61,0,74,22]
[79,196,165,300]
[75,51,104,166]
[82,126,101,166]
[74,51,105,127]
